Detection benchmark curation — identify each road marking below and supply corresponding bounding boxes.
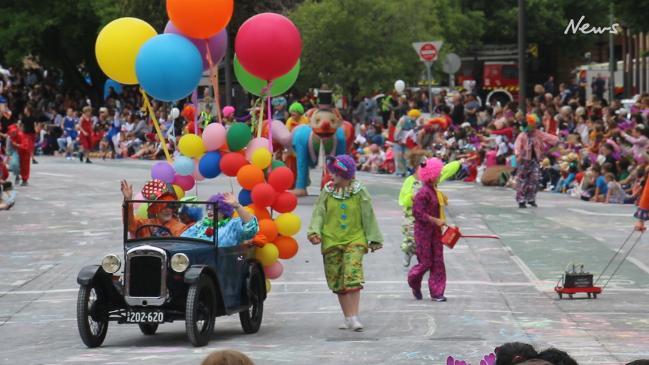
[35,172,74,178]
[509,255,545,292]
[568,208,631,217]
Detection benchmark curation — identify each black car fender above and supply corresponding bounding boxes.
[77,265,107,286]
[184,265,224,313]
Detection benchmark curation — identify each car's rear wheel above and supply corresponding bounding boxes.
[186,275,216,347]
[239,266,264,334]
[138,323,158,335]
[77,283,109,348]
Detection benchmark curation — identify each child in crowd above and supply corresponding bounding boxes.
[307,155,383,331]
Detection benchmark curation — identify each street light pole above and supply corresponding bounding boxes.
[518,0,527,113]
[425,62,433,114]
[609,3,615,103]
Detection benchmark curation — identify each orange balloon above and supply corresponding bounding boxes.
[166,0,234,39]
[247,204,271,220]
[258,219,278,242]
[275,235,298,259]
[237,164,265,190]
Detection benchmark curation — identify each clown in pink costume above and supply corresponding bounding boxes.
[407,158,448,301]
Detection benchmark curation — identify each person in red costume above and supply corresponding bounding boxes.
[7,124,30,186]
[78,106,94,164]
[634,171,649,231]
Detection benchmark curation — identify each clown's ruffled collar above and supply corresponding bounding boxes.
[323,180,364,200]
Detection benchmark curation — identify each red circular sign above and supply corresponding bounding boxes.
[419,43,437,62]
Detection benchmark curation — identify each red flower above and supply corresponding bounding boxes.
[205,227,214,237]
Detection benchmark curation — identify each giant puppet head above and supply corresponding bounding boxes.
[306,87,343,139]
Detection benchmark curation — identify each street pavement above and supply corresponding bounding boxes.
[1,157,648,365]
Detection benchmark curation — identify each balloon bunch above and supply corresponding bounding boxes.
[151,124,300,292]
[95,1,303,292]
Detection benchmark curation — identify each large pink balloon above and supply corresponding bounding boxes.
[173,174,196,191]
[133,192,145,210]
[193,160,206,181]
[202,123,226,151]
[271,120,292,147]
[264,261,283,280]
[235,13,302,81]
[164,21,228,70]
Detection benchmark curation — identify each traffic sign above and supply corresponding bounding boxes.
[442,53,462,74]
[412,41,443,62]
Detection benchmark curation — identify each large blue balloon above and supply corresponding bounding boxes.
[198,151,222,179]
[238,189,252,206]
[135,34,203,102]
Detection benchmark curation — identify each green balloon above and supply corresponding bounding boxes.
[439,161,461,184]
[234,55,300,97]
[227,122,252,151]
[271,160,286,169]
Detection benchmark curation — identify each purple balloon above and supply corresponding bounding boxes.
[164,21,228,70]
[151,162,176,184]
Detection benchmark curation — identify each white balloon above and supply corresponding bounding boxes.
[394,80,406,93]
[171,107,180,119]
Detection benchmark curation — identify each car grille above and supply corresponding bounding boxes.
[129,256,162,297]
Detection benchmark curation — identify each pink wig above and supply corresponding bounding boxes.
[418,158,444,183]
[222,106,235,118]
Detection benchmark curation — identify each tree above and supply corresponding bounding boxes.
[0,0,120,104]
[290,0,484,99]
[614,0,649,32]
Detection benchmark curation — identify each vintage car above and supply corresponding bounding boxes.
[76,200,266,347]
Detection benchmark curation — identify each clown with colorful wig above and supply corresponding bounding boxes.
[121,179,188,238]
[181,193,258,247]
[407,157,448,302]
[307,154,383,332]
[513,114,559,208]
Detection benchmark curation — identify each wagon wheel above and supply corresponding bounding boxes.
[558,293,563,299]
[185,275,216,347]
[593,293,598,299]
[77,284,109,348]
[240,265,265,334]
[587,293,591,299]
[569,294,574,299]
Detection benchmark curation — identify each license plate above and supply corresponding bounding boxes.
[125,310,164,323]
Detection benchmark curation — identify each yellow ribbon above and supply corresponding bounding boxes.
[139,88,172,162]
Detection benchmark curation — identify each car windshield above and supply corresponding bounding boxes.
[124,200,219,243]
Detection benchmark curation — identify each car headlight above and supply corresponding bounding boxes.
[101,254,121,274]
[170,253,190,273]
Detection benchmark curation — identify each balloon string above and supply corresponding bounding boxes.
[192,90,199,135]
[140,88,172,162]
[258,96,264,138]
[205,40,223,125]
[266,83,273,153]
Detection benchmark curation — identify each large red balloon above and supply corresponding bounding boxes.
[235,13,302,81]
[220,152,248,177]
[251,183,277,207]
[268,167,295,192]
[275,235,298,259]
[167,0,233,39]
[272,191,297,213]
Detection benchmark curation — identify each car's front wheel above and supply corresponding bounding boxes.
[138,323,158,335]
[185,275,216,347]
[239,265,264,334]
[77,283,109,348]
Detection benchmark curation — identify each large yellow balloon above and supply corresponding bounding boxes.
[95,18,157,85]
[275,213,301,236]
[256,243,279,266]
[251,148,272,169]
[178,134,206,158]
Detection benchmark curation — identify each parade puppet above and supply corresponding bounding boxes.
[289,88,351,197]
